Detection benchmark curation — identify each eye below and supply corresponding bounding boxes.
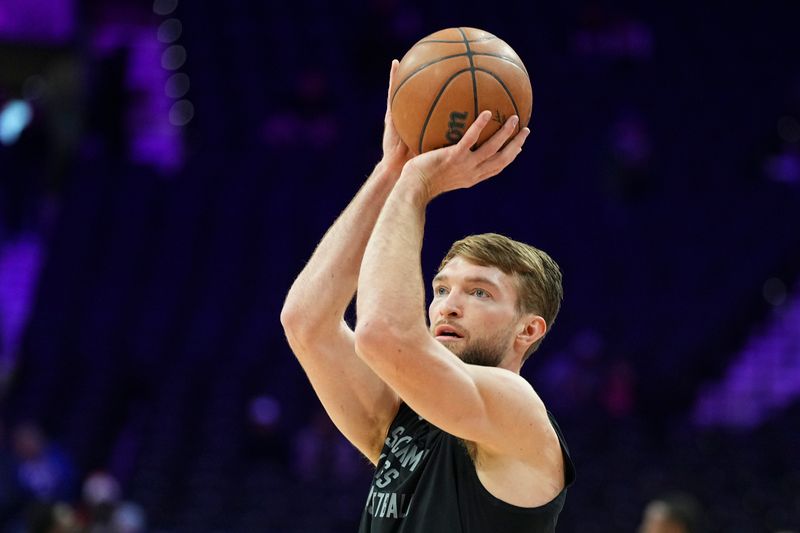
[435,286,449,297]
[472,288,491,298]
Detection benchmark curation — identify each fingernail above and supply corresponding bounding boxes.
[510,116,519,126]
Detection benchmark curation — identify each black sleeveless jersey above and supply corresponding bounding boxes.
[358,403,575,533]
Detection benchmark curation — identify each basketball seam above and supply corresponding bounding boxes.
[418,68,472,154]
[391,53,528,107]
[457,27,479,126]
[472,53,530,80]
[391,53,469,106]
[417,36,496,44]
[475,67,523,130]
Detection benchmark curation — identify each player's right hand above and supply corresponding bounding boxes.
[401,110,529,202]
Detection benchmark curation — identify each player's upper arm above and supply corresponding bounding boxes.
[354,327,554,460]
[281,315,400,464]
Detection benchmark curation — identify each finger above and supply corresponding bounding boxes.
[455,110,493,153]
[474,114,519,159]
[476,127,530,177]
[386,59,399,116]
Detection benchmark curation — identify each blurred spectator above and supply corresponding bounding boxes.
[78,471,121,532]
[24,501,79,533]
[12,422,78,504]
[71,470,146,533]
[109,502,146,533]
[638,491,708,533]
[537,328,606,419]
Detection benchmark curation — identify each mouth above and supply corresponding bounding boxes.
[434,324,465,341]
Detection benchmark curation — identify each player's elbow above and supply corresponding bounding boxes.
[353,318,382,360]
[280,300,300,332]
[354,318,421,364]
[354,318,391,362]
[280,299,315,345]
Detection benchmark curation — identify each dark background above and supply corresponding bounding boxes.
[0,0,799,531]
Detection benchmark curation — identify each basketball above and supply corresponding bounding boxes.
[390,27,532,155]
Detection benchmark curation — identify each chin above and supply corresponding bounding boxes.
[434,334,507,368]
[459,347,504,367]
[437,339,463,355]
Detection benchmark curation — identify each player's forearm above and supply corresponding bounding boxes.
[356,173,431,341]
[282,162,400,331]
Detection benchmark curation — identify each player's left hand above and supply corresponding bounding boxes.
[401,110,530,201]
[380,60,414,174]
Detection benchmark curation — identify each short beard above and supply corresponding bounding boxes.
[452,328,513,367]
[459,341,504,367]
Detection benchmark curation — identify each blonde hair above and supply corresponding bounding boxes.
[438,233,563,361]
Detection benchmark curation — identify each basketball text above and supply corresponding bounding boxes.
[445,111,469,144]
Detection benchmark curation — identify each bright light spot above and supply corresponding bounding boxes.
[157,18,182,43]
[169,99,194,126]
[165,73,190,98]
[153,0,178,15]
[249,396,281,427]
[763,278,787,306]
[0,100,33,145]
[161,45,186,70]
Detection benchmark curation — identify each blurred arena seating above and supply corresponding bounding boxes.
[1,1,799,531]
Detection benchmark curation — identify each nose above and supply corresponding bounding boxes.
[437,292,463,318]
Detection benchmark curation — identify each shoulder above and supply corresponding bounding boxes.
[469,367,559,462]
[469,375,569,506]
[470,366,552,434]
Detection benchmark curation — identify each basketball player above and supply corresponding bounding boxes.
[281,60,575,532]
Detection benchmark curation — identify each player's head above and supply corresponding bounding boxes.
[638,492,707,533]
[429,233,563,367]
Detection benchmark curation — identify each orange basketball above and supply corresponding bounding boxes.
[390,27,532,155]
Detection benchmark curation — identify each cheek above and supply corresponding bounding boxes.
[477,312,516,337]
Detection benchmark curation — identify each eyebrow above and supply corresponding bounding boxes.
[432,274,502,291]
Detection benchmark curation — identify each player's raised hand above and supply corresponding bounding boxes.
[380,60,413,173]
[401,110,530,201]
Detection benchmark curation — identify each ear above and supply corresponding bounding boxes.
[515,314,547,352]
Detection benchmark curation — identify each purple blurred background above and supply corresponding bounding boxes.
[1,0,799,531]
